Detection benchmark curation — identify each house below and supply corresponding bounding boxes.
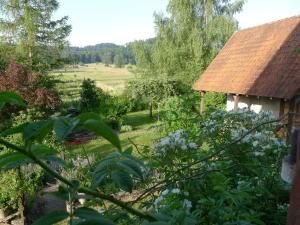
[193,16,300,123]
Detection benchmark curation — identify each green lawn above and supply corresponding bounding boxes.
[70,110,160,159]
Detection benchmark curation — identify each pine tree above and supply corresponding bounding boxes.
[0,0,71,70]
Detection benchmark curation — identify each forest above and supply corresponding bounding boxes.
[0,0,295,225]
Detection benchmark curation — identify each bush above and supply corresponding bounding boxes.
[120,125,133,133]
[80,79,106,112]
[160,94,200,134]
[204,92,226,111]
[149,109,289,224]
[0,61,60,110]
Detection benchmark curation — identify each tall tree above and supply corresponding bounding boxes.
[134,0,244,84]
[114,54,124,68]
[0,0,71,70]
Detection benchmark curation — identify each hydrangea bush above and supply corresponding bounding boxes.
[146,109,290,224]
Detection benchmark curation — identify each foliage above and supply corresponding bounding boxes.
[114,54,124,68]
[0,167,44,210]
[149,109,289,224]
[67,41,144,66]
[134,0,244,84]
[204,92,226,111]
[160,94,200,134]
[79,79,104,112]
[125,79,186,117]
[0,92,290,225]
[120,125,133,133]
[0,62,60,110]
[0,0,71,71]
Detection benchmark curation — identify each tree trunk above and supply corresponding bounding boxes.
[149,101,153,118]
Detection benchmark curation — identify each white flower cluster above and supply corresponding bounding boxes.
[203,109,286,157]
[153,188,192,212]
[231,127,286,156]
[154,130,198,156]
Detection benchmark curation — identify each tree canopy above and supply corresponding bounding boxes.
[134,0,245,84]
[0,0,71,71]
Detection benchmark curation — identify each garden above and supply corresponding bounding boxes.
[0,70,291,224]
[0,0,294,224]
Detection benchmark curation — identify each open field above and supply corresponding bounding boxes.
[53,63,136,103]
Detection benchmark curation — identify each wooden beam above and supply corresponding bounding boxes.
[233,95,239,111]
[287,98,296,144]
[279,99,285,118]
[200,92,205,114]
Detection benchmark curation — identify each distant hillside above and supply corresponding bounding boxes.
[65,38,155,66]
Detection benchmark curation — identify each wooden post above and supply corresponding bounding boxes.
[200,92,205,114]
[233,95,239,111]
[287,133,300,225]
[279,99,285,118]
[287,98,296,144]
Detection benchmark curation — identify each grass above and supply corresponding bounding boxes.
[52,63,135,102]
[69,110,160,159]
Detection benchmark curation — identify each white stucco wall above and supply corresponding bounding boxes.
[226,94,281,117]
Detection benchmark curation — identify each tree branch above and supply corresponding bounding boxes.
[0,138,156,221]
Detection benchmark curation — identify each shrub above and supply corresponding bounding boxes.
[79,79,105,112]
[149,109,289,224]
[204,92,226,111]
[160,94,199,134]
[0,61,60,110]
[124,79,188,117]
[120,125,133,133]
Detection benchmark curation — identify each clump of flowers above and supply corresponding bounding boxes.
[153,129,198,157]
[231,127,287,157]
[153,188,192,214]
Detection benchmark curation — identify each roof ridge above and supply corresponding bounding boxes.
[238,15,300,32]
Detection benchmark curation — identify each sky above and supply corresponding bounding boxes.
[55,0,300,47]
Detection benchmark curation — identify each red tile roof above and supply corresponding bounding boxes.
[193,16,300,99]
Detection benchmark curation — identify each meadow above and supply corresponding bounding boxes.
[52,63,136,103]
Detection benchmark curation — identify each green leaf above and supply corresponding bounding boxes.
[111,170,133,192]
[94,158,114,172]
[31,210,69,225]
[41,155,68,168]
[78,113,121,150]
[0,152,32,170]
[23,120,53,143]
[74,207,116,225]
[124,146,133,155]
[296,47,300,53]
[77,112,103,122]
[0,123,28,137]
[91,171,107,188]
[0,92,26,110]
[118,159,144,180]
[53,117,79,141]
[0,145,57,170]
